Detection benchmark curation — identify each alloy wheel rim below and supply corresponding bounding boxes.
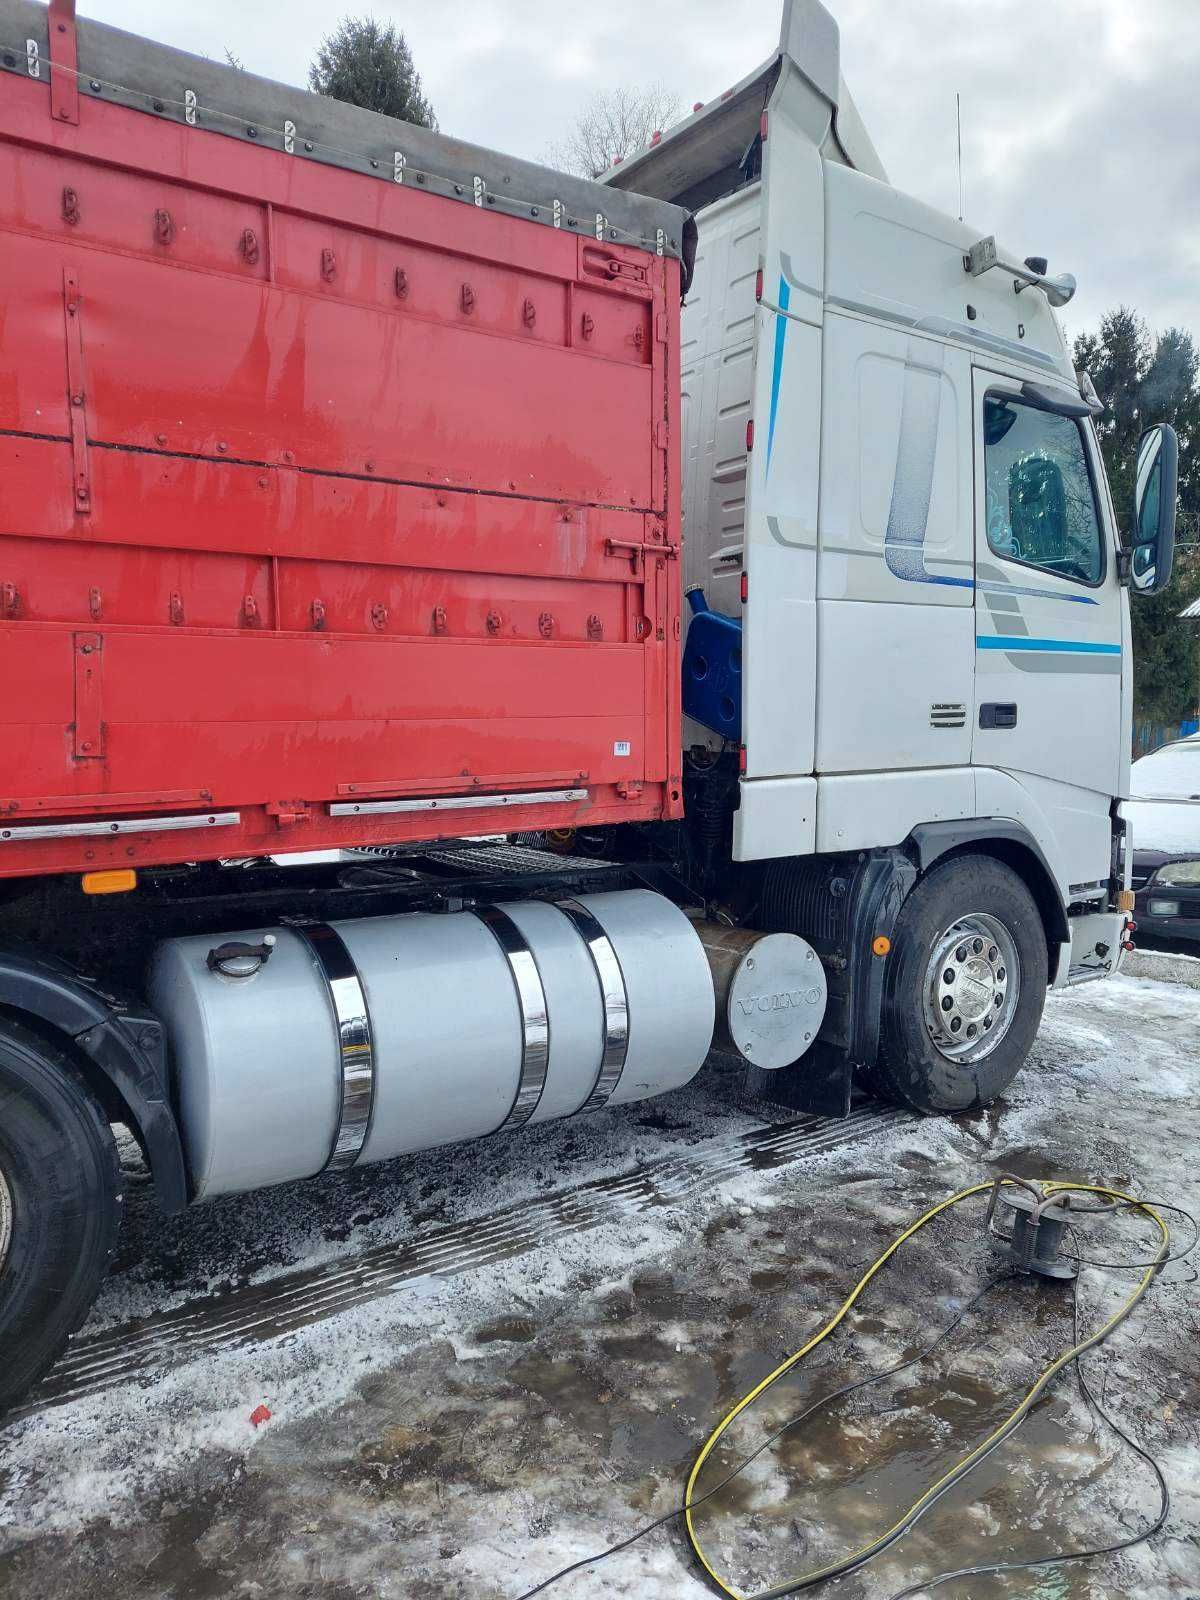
[922,911,1021,1065]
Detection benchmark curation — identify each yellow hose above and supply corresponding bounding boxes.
[683,1179,1169,1599]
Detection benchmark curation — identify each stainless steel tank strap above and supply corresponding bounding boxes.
[556,899,630,1112]
[295,923,376,1172]
[474,905,551,1129]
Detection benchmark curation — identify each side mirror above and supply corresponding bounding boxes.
[1129,423,1178,596]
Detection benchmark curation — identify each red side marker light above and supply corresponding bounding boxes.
[693,101,704,113]
[738,745,747,774]
[755,267,763,302]
[745,419,754,452]
[740,571,748,604]
[760,111,769,142]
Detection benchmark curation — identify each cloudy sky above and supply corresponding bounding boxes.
[75,0,1200,338]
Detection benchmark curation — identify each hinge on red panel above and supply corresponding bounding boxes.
[310,598,327,631]
[169,591,185,626]
[62,269,91,515]
[47,0,79,125]
[240,228,260,265]
[61,186,81,226]
[241,594,260,627]
[72,632,103,760]
[586,613,603,641]
[266,800,311,827]
[89,586,102,620]
[616,780,644,801]
[431,605,448,635]
[1,584,20,619]
[321,248,337,282]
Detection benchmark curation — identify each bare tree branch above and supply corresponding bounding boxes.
[544,85,683,178]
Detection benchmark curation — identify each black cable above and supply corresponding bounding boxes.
[747,1203,1173,1599]
[510,1274,1011,1600]
[1062,1197,1199,1269]
[884,1232,1171,1600]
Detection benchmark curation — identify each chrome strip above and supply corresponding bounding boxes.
[0,810,241,843]
[329,788,587,818]
[296,923,375,1172]
[557,899,630,1112]
[474,905,550,1130]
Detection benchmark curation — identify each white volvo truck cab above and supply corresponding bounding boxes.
[606,0,1178,1109]
[0,0,1180,1412]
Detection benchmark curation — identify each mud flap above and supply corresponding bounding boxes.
[741,1039,853,1117]
[754,847,918,1114]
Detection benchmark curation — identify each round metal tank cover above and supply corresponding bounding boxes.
[725,933,827,1070]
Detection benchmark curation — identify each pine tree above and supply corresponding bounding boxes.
[1075,311,1200,725]
[309,16,436,129]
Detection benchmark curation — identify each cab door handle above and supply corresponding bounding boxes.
[979,702,1018,729]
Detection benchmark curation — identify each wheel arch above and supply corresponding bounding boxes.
[0,954,188,1213]
[907,820,1069,980]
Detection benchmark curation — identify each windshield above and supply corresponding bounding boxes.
[1129,738,1200,800]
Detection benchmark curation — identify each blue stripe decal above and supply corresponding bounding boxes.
[977,636,1121,655]
[928,575,975,588]
[765,275,789,470]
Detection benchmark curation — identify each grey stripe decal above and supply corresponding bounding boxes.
[766,514,816,549]
[1003,652,1121,675]
[779,252,822,298]
[297,923,376,1173]
[883,340,967,588]
[827,294,1068,375]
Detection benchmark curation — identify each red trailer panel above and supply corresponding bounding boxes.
[0,4,685,879]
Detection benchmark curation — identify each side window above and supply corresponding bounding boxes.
[983,395,1104,584]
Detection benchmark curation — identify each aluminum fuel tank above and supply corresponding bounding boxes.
[147,889,716,1200]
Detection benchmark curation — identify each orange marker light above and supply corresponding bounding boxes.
[872,935,891,957]
[81,869,138,896]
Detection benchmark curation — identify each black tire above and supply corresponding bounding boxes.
[875,854,1047,1113]
[0,1020,122,1411]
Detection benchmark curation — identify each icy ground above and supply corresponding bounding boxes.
[1,969,1198,1599]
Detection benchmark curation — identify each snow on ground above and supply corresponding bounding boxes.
[1,971,1198,1599]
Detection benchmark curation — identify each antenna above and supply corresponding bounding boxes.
[955,92,964,222]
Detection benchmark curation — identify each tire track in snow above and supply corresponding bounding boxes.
[20,1103,908,1416]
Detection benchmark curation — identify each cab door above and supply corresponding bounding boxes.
[970,369,1124,883]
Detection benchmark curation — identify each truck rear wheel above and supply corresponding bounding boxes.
[0,1020,122,1411]
[875,855,1047,1113]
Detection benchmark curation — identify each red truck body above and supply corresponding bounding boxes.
[0,5,684,880]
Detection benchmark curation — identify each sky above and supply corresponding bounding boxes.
[69,0,1200,341]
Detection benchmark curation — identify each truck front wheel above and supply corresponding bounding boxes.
[875,855,1047,1113]
[0,1020,122,1411]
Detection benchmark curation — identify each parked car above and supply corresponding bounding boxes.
[1125,734,1200,943]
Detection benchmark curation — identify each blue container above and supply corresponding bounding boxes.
[682,587,742,742]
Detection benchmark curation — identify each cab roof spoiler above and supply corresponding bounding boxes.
[602,0,887,212]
